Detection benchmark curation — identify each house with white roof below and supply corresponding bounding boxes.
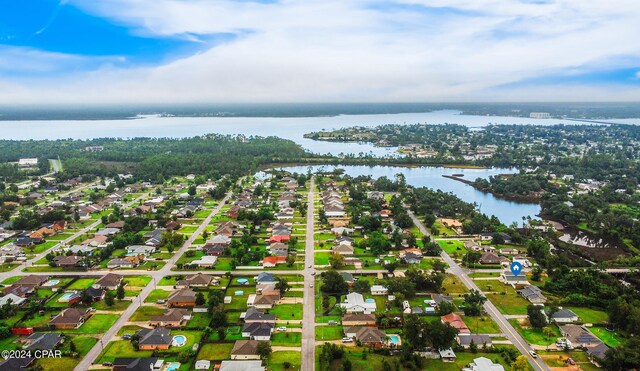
[340,292,377,314]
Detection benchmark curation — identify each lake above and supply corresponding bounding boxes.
[276,164,541,226]
[3,110,582,157]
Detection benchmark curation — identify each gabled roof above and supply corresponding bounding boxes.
[50,308,87,326]
[231,340,260,356]
[137,328,172,346]
[167,288,196,304]
[244,307,276,322]
[551,308,578,320]
[95,273,123,288]
[113,357,164,371]
[24,332,63,351]
[151,309,189,323]
[242,322,274,337]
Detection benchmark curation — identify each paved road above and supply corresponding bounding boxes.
[75,191,233,371]
[408,210,550,371]
[301,178,316,371]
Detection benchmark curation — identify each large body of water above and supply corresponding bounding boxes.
[2,110,583,156]
[278,165,540,226]
[1,109,556,224]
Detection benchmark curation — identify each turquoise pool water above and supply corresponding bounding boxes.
[172,335,187,347]
[388,335,401,345]
[59,292,75,301]
[166,362,181,371]
[43,279,60,287]
[235,290,244,295]
[366,298,375,303]
[238,278,248,284]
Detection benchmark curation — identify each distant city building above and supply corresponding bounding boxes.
[529,112,550,119]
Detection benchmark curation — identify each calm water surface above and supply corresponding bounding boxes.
[278,165,541,226]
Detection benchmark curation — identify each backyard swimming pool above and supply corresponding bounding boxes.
[58,292,76,302]
[43,279,60,287]
[237,278,248,284]
[366,298,375,303]
[388,335,401,345]
[165,362,181,371]
[172,335,187,347]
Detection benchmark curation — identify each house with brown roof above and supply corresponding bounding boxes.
[342,313,377,326]
[53,255,83,268]
[49,308,91,329]
[441,313,470,334]
[167,288,197,307]
[175,273,213,288]
[343,326,387,347]
[559,324,602,349]
[331,243,354,256]
[247,294,280,310]
[150,309,190,328]
[231,340,262,360]
[479,251,508,265]
[93,273,123,290]
[15,275,49,286]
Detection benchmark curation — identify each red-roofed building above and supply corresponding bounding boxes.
[269,235,290,244]
[261,256,286,267]
[441,313,470,334]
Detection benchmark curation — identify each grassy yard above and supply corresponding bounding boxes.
[510,319,561,346]
[565,307,608,324]
[144,289,171,303]
[68,278,97,290]
[60,314,119,334]
[97,340,153,364]
[485,287,530,315]
[269,304,303,320]
[268,351,301,371]
[197,342,234,360]
[124,275,152,287]
[442,274,470,295]
[130,305,165,321]
[315,326,344,341]
[462,315,502,334]
[591,326,626,347]
[272,331,302,346]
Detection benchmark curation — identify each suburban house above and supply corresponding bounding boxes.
[343,326,387,347]
[432,294,454,309]
[268,243,289,257]
[587,343,610,366]
[247,294,280,310]
[458,334,492,349]
[219,360,265,371]
[49,308,91,329]
[167,288,197,307]
[188,255,218,268]
[137,328,173,350]
[261,256,286,267]
[231,340,261,360]
[107,256,141,269]
[500,271,529,287]
[401,252,422,264]
[340,272,355,286]
[112,358,165,371]
[464,240,482,251]
[517,285,547,305]
[551,308,579,323]
[340,292,377,314]
[439,348,457,362]
[204,245,227,256]
[463,357,505,371]
[23,332,64,351]
[126,245,156,257]
[175,273,214,288]
[256,272,278,285]
[205,234,232,247]
[242,307,276,324]
[342,313,377,326]
[441,313,471,334]
[370,285,389,296]
[331,243,354,256]
[0,293,27,307]
[242,322,274,341]
[93,273,123,290]
[479,251,508,265]
[53,255,83,268]
[559,324,602,349]
[150,309,191,328]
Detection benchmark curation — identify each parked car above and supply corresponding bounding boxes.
[122,334,132,340]
[328,320,338,325]
[277,326,287,331]
[342,337,353,343]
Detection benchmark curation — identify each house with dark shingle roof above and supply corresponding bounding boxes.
[551,308,579,323]
[137,328,173,350]
[49,308,91,329]
[231,340,261,360]
[93,273,123,290]
[517,285,547,305]
[113,357,165,371]
[242,322,274,341]
[23,332,63,351]
[150,309,190,328]
[175,273,213,288]
[243,307,276,324]
[457,334,492,349]
[559,324,602,348]
[167,288,197,307]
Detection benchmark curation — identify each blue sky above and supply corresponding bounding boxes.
[0,0,639,103]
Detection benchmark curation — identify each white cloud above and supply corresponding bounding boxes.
[2,0,640,103]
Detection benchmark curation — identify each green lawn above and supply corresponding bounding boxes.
[591,326,626,347]
[97,340,152,364]
[187,312,212,328]
[68,278,97,290]
[272,332,302,346]
[510,320,561,346]
[315,326,344,341]
[442,274,470,295]
[269,304,303,320]
[70,336,99,356]
[485,287,530,315]
[144,289,171,303]
[60,314,119,334]
[315,252,331,265]
[565,307,608,324]
[130,306,165,321]
[268,351,301,371]
[197,342,234,360]
[124,275,152,287]
[462,316,502,334]
[35,357,79,371]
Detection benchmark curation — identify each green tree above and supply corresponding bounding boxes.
[320,270,348,295]
[116,283,125,300]
[511,356,529,371]
[256,341,272,360]
[528,305,547,329]
[104,291,115,307]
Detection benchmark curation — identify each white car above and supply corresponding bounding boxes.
[277,326,287,331]
[308,264,312,268]
[529,350,538,358]
[342,337,353,343]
